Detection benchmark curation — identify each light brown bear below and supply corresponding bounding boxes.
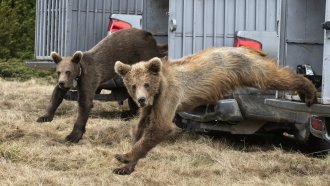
[37,28,167,143]
[113,47,317,175]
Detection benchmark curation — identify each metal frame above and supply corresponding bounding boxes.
[322,0,330,104]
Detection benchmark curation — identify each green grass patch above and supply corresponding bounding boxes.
[0,58,54,81]
[191,154,215,167]
[0,143,23,162]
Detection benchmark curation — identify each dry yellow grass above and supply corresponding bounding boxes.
[0,78,329,185]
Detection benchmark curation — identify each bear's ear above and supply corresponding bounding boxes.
[50,52,62,64]
[71,51,83,64]
[146,57,162,74]
[115,61,132,77]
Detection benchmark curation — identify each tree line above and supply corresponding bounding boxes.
[0,0,35,60]
[0,1,53,80]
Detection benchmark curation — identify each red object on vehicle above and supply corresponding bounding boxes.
[310,116,325,131]
[107,19,132,34]
[233,37,262,51]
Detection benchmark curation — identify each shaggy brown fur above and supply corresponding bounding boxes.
[37,28,167,143]
[113,47,317,175]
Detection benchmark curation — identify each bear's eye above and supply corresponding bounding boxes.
[144,83,150,89]
[57,71,60,77]
[132,85,136,91]
[65,71,71,76]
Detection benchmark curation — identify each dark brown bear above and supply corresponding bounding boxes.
[37,28,167,143]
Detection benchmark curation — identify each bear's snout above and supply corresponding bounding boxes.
[137,97,146,107]
[58,81,65,89]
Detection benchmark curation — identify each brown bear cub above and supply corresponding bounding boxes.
[37,28,167,143]
[114,47,317,175]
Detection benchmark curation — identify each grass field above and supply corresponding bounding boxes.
[0,78,329,185]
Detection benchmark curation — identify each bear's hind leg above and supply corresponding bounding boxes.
[276,75,317,106]
[295,77,317,106]
[256,66,317,106]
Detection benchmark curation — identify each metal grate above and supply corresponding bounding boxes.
[35,0,68,60]
[35,0,143,60]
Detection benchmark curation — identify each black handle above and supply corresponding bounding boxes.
[322,21,330,30]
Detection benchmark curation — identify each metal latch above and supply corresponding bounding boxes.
[322,21,330,30]
[170,19,177,32]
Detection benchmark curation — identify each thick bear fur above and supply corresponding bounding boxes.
[37,28,167,143]
[113,47,317,175]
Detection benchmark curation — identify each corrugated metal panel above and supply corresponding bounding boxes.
[282,0,325,75]
[35,0,68,59]
[142,0,169,44]
[35,0,143,60]
[168,0,279,59]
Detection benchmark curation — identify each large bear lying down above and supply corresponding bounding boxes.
[37,28,167,143]
[113,47,317,175]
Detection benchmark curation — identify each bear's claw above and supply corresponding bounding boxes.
[305,99,314,107]
[65,130,83,143]
[37,115,53,122]
[113,166,133,175]
[298,92,317,107]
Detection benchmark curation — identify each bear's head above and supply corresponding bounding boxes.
[51,51,83,89]
[114,57,162,107]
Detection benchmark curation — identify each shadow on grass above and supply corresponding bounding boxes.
[89,110,137,121]
[203,131,330,159]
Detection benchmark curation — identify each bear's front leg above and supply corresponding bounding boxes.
[65,97,93,142]
[65,81,97,143]
[65,98,93,142]
[113,122,173,175]
[115,106,153,164]
[37,86,70,122]
[132,106,152,144]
